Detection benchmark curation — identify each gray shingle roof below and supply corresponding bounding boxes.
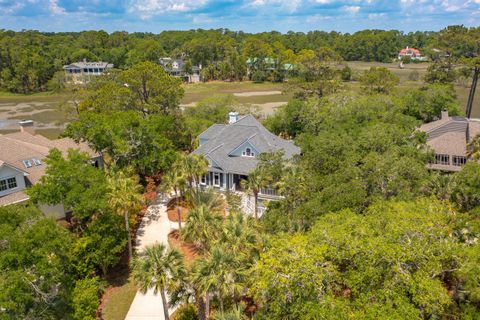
[63,61,113,69]
[194,115,300,175]
[418,112,480,172]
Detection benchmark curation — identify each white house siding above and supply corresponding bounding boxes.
[0,166,26,198]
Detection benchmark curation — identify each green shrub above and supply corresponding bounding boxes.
[340,65,352,81]
[72,277,104,320]
[172,304,198,320]
[251,70,266,83]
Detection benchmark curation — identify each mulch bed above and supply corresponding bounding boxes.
[167,196,189,222]
[168,230,202,267]
[167,205,189,222]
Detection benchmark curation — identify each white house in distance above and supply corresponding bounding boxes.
[0,120,101,219]
[63,59,113,84]
[159,57,201,83]
[193,112,300,199]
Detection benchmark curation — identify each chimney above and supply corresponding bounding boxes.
[228,112,239,124]
[19,120,35,135]
[441,110,449,120]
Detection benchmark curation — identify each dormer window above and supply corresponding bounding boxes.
[242,148,255,157]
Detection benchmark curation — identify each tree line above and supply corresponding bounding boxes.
[0,27,455,93]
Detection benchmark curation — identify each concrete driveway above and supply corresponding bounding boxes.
[125,195,178,320]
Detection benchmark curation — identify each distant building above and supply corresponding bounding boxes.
[63,59,114,84]
[398,47,428,61]
[246,57,295,80]
[418,111,480,172]
[159,58,201,83]
[0,120,102,218]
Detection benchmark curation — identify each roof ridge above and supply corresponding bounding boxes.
[206,143,224,155]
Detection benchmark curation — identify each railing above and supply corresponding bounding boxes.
[260,187,278,196]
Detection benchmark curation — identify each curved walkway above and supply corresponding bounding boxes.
[125,194,178,320]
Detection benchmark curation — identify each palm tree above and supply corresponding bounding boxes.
[180,153,209,189]
[192,245,245,315]
[181,205,222,251]
[161,167,187,230]
[467,134,480,160]
[107,168,143,262]
[131,244,185,320]
[220,212,262,264]
[241,167,269,219]
[188,187,225,213]
[426,173,457,201]
[211,307,247,320]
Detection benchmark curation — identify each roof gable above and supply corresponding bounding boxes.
[193,114,300,175]
[228,139,260,157]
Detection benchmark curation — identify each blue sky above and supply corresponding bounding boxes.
[0,0,479,33]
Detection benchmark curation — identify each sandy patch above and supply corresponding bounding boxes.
[253,101,288,115]
[234,91,282,97]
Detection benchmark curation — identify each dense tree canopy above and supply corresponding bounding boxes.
[0,205,74,319]
[0,27,465,93]
[252,199,480,319]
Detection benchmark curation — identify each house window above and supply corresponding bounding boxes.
[200,174,206,185]
[23,159,32,168]
[434,154,450,165]
[453,156,467,166]
[242,148,255,157]
[32,158,42,166]
[0,177,17,192]
[213,173,220,187]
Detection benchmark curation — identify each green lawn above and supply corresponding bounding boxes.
[182,81,286,104]
[101,281,137,320]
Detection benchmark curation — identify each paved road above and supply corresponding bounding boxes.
[125,195,178,320]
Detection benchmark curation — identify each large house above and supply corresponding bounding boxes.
[63,60,114,84]
[419,111,480,172]
[193,112,300,198]
[159,58,201,83]
[398,47,428,61]
[0,120,101,218]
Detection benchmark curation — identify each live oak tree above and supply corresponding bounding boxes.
[359,66,400,94]
[435,26,480,118]
[28,148,109,230]
[251,199,480,319]
[0,205,73,319]
[264,93,430,231]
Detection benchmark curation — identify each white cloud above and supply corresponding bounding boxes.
[49,0,66,15]
[343,5,360,13]
[248,0,302,12]
[129,0,208,18]
[368,12,385,19]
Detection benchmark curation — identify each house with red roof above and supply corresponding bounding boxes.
[398,46,428,61]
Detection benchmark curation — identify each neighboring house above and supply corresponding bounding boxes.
[398,47,428,61]
[159,57,201,83]
[193,112,300,199]
[63,59,114,84]
[246,57,295,78]
[0,120,101,218]
[419,111,480,172]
